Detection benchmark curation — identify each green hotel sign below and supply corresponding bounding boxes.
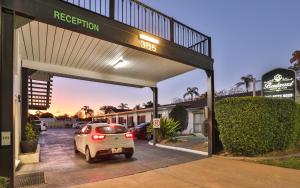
[53,10,100,32]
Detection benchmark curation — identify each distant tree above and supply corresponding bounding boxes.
[290,50,300,65]
[35,110,43,117]
[56,114,70,121]
[236,75,260,96]
[236,74,254,93]
[118,103,129,109]
[133,104,141,110]
[215,89,228,97]
[228,86,245,95]
[99,105,117,114]
[40,112,54,118]
[81,106,94,118]
[169,105,188,132]
[143,101,153,108]
[183,87,199,101]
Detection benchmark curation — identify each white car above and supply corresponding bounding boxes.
[72,122,86,129]
[74,123,135,163]
[32,120,47,131]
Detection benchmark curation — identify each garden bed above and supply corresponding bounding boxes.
[160,134,208,152]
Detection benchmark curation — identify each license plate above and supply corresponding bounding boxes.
[111,148,122,154]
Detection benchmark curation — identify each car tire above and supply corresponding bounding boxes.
[74,141,79,154]
[125,152,133,159]
[85,147,94,163]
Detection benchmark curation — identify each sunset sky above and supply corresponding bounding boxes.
[38,0,300,116]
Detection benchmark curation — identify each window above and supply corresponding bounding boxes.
[118,117,125,124]
[137,115,146,124]
[95,125,127,134]
[127,116,134,127]
[111,117,116,123]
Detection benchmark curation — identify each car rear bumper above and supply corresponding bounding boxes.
[95,147,134,158]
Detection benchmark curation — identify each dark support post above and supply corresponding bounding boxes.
[151,87,158,145]
[170,18,174,42]
[109,0,115,20]
[206,70,215,156]
[21,68,29,140]
[0,7,15,188]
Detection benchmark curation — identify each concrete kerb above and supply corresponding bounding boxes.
[148,141,208,156]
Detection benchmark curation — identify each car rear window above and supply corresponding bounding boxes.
[95,126,127,134]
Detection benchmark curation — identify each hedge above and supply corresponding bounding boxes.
[215,97,300,156]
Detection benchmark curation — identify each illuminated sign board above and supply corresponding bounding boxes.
[53,10,99,32]
[262,68,295,100]
[139,34,159,52]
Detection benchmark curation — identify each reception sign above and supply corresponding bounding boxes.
[262,68,296,100]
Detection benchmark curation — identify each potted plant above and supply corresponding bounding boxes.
[21,123,38,153]
[0,176,9,188]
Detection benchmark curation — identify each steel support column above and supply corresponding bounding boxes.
[21,68,29,140]
[206,69,216,155]
[0,7,15,188]
[151,87,158,145]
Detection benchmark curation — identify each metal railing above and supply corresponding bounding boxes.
[63,0,211,57]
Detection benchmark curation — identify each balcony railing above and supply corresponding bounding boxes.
[63,0,211,57]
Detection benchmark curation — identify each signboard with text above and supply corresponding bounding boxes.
[262,68,296,100]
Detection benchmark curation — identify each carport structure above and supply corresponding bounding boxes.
[0,0,216,187]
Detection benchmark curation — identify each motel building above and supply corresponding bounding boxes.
[97,99,207,134]
[0,0,217,187]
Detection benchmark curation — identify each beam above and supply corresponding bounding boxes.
[22,60,157,88]
[0,7,15,188]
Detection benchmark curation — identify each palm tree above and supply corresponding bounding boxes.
[236,75,260,96]
[118,103,129,109]
[183,87,199,101]
[133,104,141,110]
[290,51,300,64]
[236,75,254,93]
[81,106,94,118]
[143,101,153,108]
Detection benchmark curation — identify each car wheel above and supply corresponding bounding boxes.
[125,152,133,159]
[74,141,79,154]
[85,147,94,163]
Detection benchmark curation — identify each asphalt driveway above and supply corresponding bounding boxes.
[16,128,205,187]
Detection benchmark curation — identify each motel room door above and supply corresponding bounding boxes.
[193,113,202,133]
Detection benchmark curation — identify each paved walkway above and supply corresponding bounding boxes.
[72,157,300,188]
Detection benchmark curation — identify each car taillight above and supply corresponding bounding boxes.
[91,134,105,141]
[125,132,133,138]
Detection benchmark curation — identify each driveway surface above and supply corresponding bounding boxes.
[16,128,204,187]
[72,157,300,188]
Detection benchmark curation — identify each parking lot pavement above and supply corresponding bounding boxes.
[16,128,205,187]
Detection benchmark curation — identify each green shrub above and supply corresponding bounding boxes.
[149,118,181,142]
[215,97,300,156]
[169,105,188,132]
[0,176,9,188]
[24,123,38,141]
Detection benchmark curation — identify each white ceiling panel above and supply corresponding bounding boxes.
[18,21,196,87]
